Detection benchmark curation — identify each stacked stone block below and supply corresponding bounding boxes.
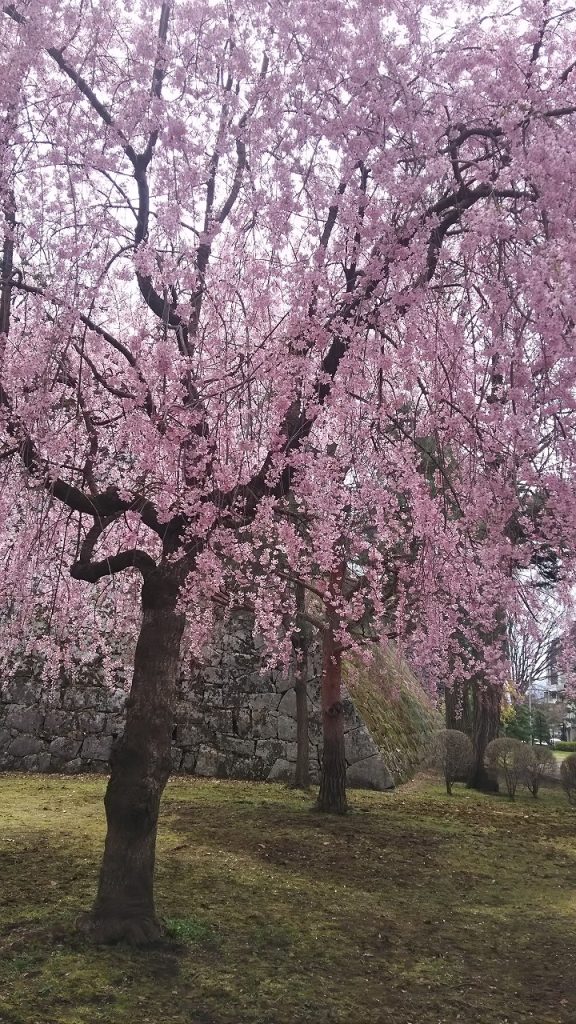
[0,619,394,790]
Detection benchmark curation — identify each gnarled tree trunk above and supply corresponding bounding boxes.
[468,681,501,792]
[316,623,347,814]
[80,569,185,945]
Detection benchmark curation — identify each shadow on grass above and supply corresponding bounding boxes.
[1,775,575,1024]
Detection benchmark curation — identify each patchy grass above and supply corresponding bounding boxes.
[554,749,573,763]
[0,773,575,1024]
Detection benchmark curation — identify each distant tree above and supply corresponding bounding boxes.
[507,609,559,697]
[428,730,473,796]
[504,697,560,745]
[532,707,552,746]
[504,703,533,743]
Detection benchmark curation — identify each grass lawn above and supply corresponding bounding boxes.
[0,773,575,1024]
[553,749,574,763]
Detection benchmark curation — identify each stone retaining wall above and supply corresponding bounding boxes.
[0,618,395,790]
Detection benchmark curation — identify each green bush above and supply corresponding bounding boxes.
[560,754,576,806]
[428,729,473,795]
[522,745,556,798]
[486,737,533,800]
[555,741,576,752]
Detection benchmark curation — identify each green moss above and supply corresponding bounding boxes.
[1,773,575,1023]
[165,916,221,948]
[345,645,441,781]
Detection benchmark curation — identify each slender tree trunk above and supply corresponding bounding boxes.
[293,661,310,789]
[80,569,185,945]
[445,682,463,731]
[468,681,501,792]
[462,684,473,736]
[293,582,311,789]
[316,624,347,814]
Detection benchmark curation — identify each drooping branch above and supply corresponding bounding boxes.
[3,4,139,166]
[9,278,137,366]
[560,58,576,84]
[139,1,172,168]
[132,166,191,348]
[542,104,576,118]
[71,548,157,583]
[69,507,158,582]
[0,362,169,539]
[189,51,269,340]
[71,343,134,401]
[0,192,15,338]
[0,84,185,554]
[2,2,192,356]
[7,275,156,417]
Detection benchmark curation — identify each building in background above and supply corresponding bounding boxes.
[534,636,576,741]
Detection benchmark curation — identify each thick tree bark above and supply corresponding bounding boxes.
[468,681,501,792]
[79,569,185,945]
[292,582,311,790]
[316,625,347,814]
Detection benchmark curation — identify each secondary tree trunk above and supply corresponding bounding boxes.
[468,681,501,792]
[293,660,310,789]
[316,624,347,814]
[293,582,311,789]
[80,568,185,945]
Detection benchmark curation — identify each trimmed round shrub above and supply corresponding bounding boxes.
[485,737,533,800]
[560,754,576,806]
[428,729,473,795]
[522,745,556,798]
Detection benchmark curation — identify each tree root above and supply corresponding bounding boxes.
[313,798,348,815]
[76,910,164,947]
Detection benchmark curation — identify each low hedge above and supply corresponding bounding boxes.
[555,741,576,752]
